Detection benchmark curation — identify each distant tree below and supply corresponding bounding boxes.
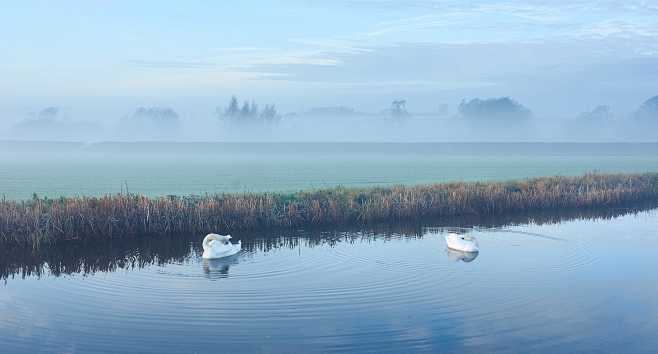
[458,97,531,120]
[391,99,409,118]
[121,107,180,139]
[132,107,179,124]
[12,106,63,137]
[249,101,259,119]
[260,104,279,122]
[240,101,251,119]
[36,106,59,121]
[578,105,613,122]
[634,96,658,122]
[219,96,279,124]
[12,106,103,138]
[224,96,240,117]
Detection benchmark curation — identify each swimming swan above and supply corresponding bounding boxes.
[445,232,479,253]
[202,233,241,259]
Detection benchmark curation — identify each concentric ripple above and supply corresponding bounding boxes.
[2,210,658,353]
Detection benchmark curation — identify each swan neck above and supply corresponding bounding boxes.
[202,235,213,251]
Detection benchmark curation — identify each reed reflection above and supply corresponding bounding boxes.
[1,205,654,282]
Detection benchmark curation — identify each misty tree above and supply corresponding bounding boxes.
[390,100,409,118]
[12,106,63,130]
[458,97,531,120]
[260,104,278,122]
[225,96,240,117]
[219,96,280,123]
[634,96,658,122]
[35,106,59,121]
[12,106,101,140]
[578,105,613,122]
[132,107,179,124]
[121,107,181,139]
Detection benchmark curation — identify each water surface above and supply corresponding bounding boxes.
[2,208,658,353]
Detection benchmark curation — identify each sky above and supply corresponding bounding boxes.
[1,0,658,123]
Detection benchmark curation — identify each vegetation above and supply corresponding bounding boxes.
[1,173,657,248]
[11,106,101,140]
[634,95,658,122]
[4,202,655,281]
[219,96,280,124]
[459,97,531,120]
[390,100,410,118]
[119,107,181,139]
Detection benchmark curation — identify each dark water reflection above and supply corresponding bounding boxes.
[2,206,654,281]
[2,206,658,353]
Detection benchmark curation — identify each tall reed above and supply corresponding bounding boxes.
[1,173,657,248]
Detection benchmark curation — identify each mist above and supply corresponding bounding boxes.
[2,94,658,143]
[3,1,658,144]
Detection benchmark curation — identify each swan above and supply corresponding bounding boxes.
[445,232,479,253]
[202,233,241,259]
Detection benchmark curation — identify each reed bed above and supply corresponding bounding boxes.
[2,173,658,248]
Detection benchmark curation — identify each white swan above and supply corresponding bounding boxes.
[445,232,479,253]
[202,233,241,259]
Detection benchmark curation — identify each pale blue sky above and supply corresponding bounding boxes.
[1,0,658,122]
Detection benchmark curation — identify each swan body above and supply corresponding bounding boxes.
[202,233,241,259]
[445,232,479,253]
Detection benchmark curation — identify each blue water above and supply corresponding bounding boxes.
[2,208,658,353]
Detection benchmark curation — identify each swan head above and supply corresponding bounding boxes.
[448,232,477,243]
[203,233,233,250]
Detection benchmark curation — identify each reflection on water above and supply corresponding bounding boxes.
[2,206,658,354]
[445,248,479,263]
[203,255,241,279]
[1,205,653,281]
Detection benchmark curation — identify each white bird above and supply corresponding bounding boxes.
[202,233,241,259]
[445,232,479,253]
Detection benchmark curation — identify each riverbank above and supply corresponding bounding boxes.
[2,173,658,247]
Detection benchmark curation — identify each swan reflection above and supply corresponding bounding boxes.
[202,254,240,279]
[445,248,479,263]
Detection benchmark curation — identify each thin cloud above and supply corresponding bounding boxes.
[127,60,219,69]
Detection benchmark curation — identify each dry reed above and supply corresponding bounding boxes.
[1,173,657,248]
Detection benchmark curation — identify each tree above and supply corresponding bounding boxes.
[224,96,240,118]
[458,97,531,120]
[260,104,279,122]
[634,96,658,122]
[391,100,409,118]
[219,96,279,124]
[240,101,251,119]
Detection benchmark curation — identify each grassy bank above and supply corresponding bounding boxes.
[2,173,658,247]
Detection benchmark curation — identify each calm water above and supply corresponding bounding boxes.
[3,142,658,199]
[2,208,658,353]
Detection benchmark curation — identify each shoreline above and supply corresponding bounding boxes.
[2,172,658,247]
